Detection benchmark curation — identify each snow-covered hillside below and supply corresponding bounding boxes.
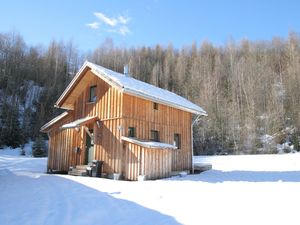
[1,150,300,225]
[21,80,43,112]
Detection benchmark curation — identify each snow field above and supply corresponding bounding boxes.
[1,149,300,225]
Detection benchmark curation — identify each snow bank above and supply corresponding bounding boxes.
[260,134,274,144]
[0,142,33,157]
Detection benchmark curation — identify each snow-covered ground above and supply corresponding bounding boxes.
[1,150,300,225]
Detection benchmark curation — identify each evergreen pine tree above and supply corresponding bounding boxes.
[32,135,47,157]
[0,102,24,148]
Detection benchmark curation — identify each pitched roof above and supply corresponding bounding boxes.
[40,111,69,132]
[56,61,207,115]
[60,116,98,129]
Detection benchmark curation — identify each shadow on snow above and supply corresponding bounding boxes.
[0,170,181,225]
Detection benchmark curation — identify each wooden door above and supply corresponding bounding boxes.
[85,129,94,164]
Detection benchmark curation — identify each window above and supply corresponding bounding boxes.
[150,130,159,142]
[153,102,158,110]
[128,127,136,137]
[174,133,181,149]
[89,85,97,102]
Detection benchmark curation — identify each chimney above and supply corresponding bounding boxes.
[124,64,129,76]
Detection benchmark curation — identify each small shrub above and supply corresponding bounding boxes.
[251,147,260,154]
[255,140,263,149]
[291,134,300,151]
[265,144,278,154]
[274,132,287,144]
[283,146,291,153]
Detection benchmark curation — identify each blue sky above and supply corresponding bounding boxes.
[0,0,299,51]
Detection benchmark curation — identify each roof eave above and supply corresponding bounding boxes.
[121,136,178,149]
[55,61,91,108]
[40,111,69,133]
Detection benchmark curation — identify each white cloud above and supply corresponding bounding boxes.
[87,12,131,36]
[94,12,118,27]
[118,16,130,24]
[108,26,131,36]
[86,22,99,30]
[119,26,130,36]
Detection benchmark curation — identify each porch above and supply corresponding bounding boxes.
[68,160,104,177]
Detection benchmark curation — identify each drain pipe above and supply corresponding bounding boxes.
[191,115,202,174]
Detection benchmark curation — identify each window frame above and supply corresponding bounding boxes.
[89,85,97,103]
[153,102,158,110]
[150,130,160,142]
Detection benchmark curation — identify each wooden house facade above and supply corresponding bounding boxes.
[41,62,207,180]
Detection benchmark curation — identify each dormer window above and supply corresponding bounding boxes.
[89,85,97,102]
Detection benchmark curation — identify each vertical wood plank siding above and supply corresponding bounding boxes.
[122,94,192,177]
[123,143,172,180]
[47,71,124,174]
[47,112,82,172]
[47,69,193,180]
[72,73,124,175]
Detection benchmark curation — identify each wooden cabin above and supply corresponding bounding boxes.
[41,62,207,180]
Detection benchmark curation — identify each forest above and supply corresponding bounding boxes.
[0,31,299,154]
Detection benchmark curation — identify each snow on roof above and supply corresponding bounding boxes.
[60,116,98,129]
[40,112,69,132]
[121,136,178,149]
[87,62,207,115]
